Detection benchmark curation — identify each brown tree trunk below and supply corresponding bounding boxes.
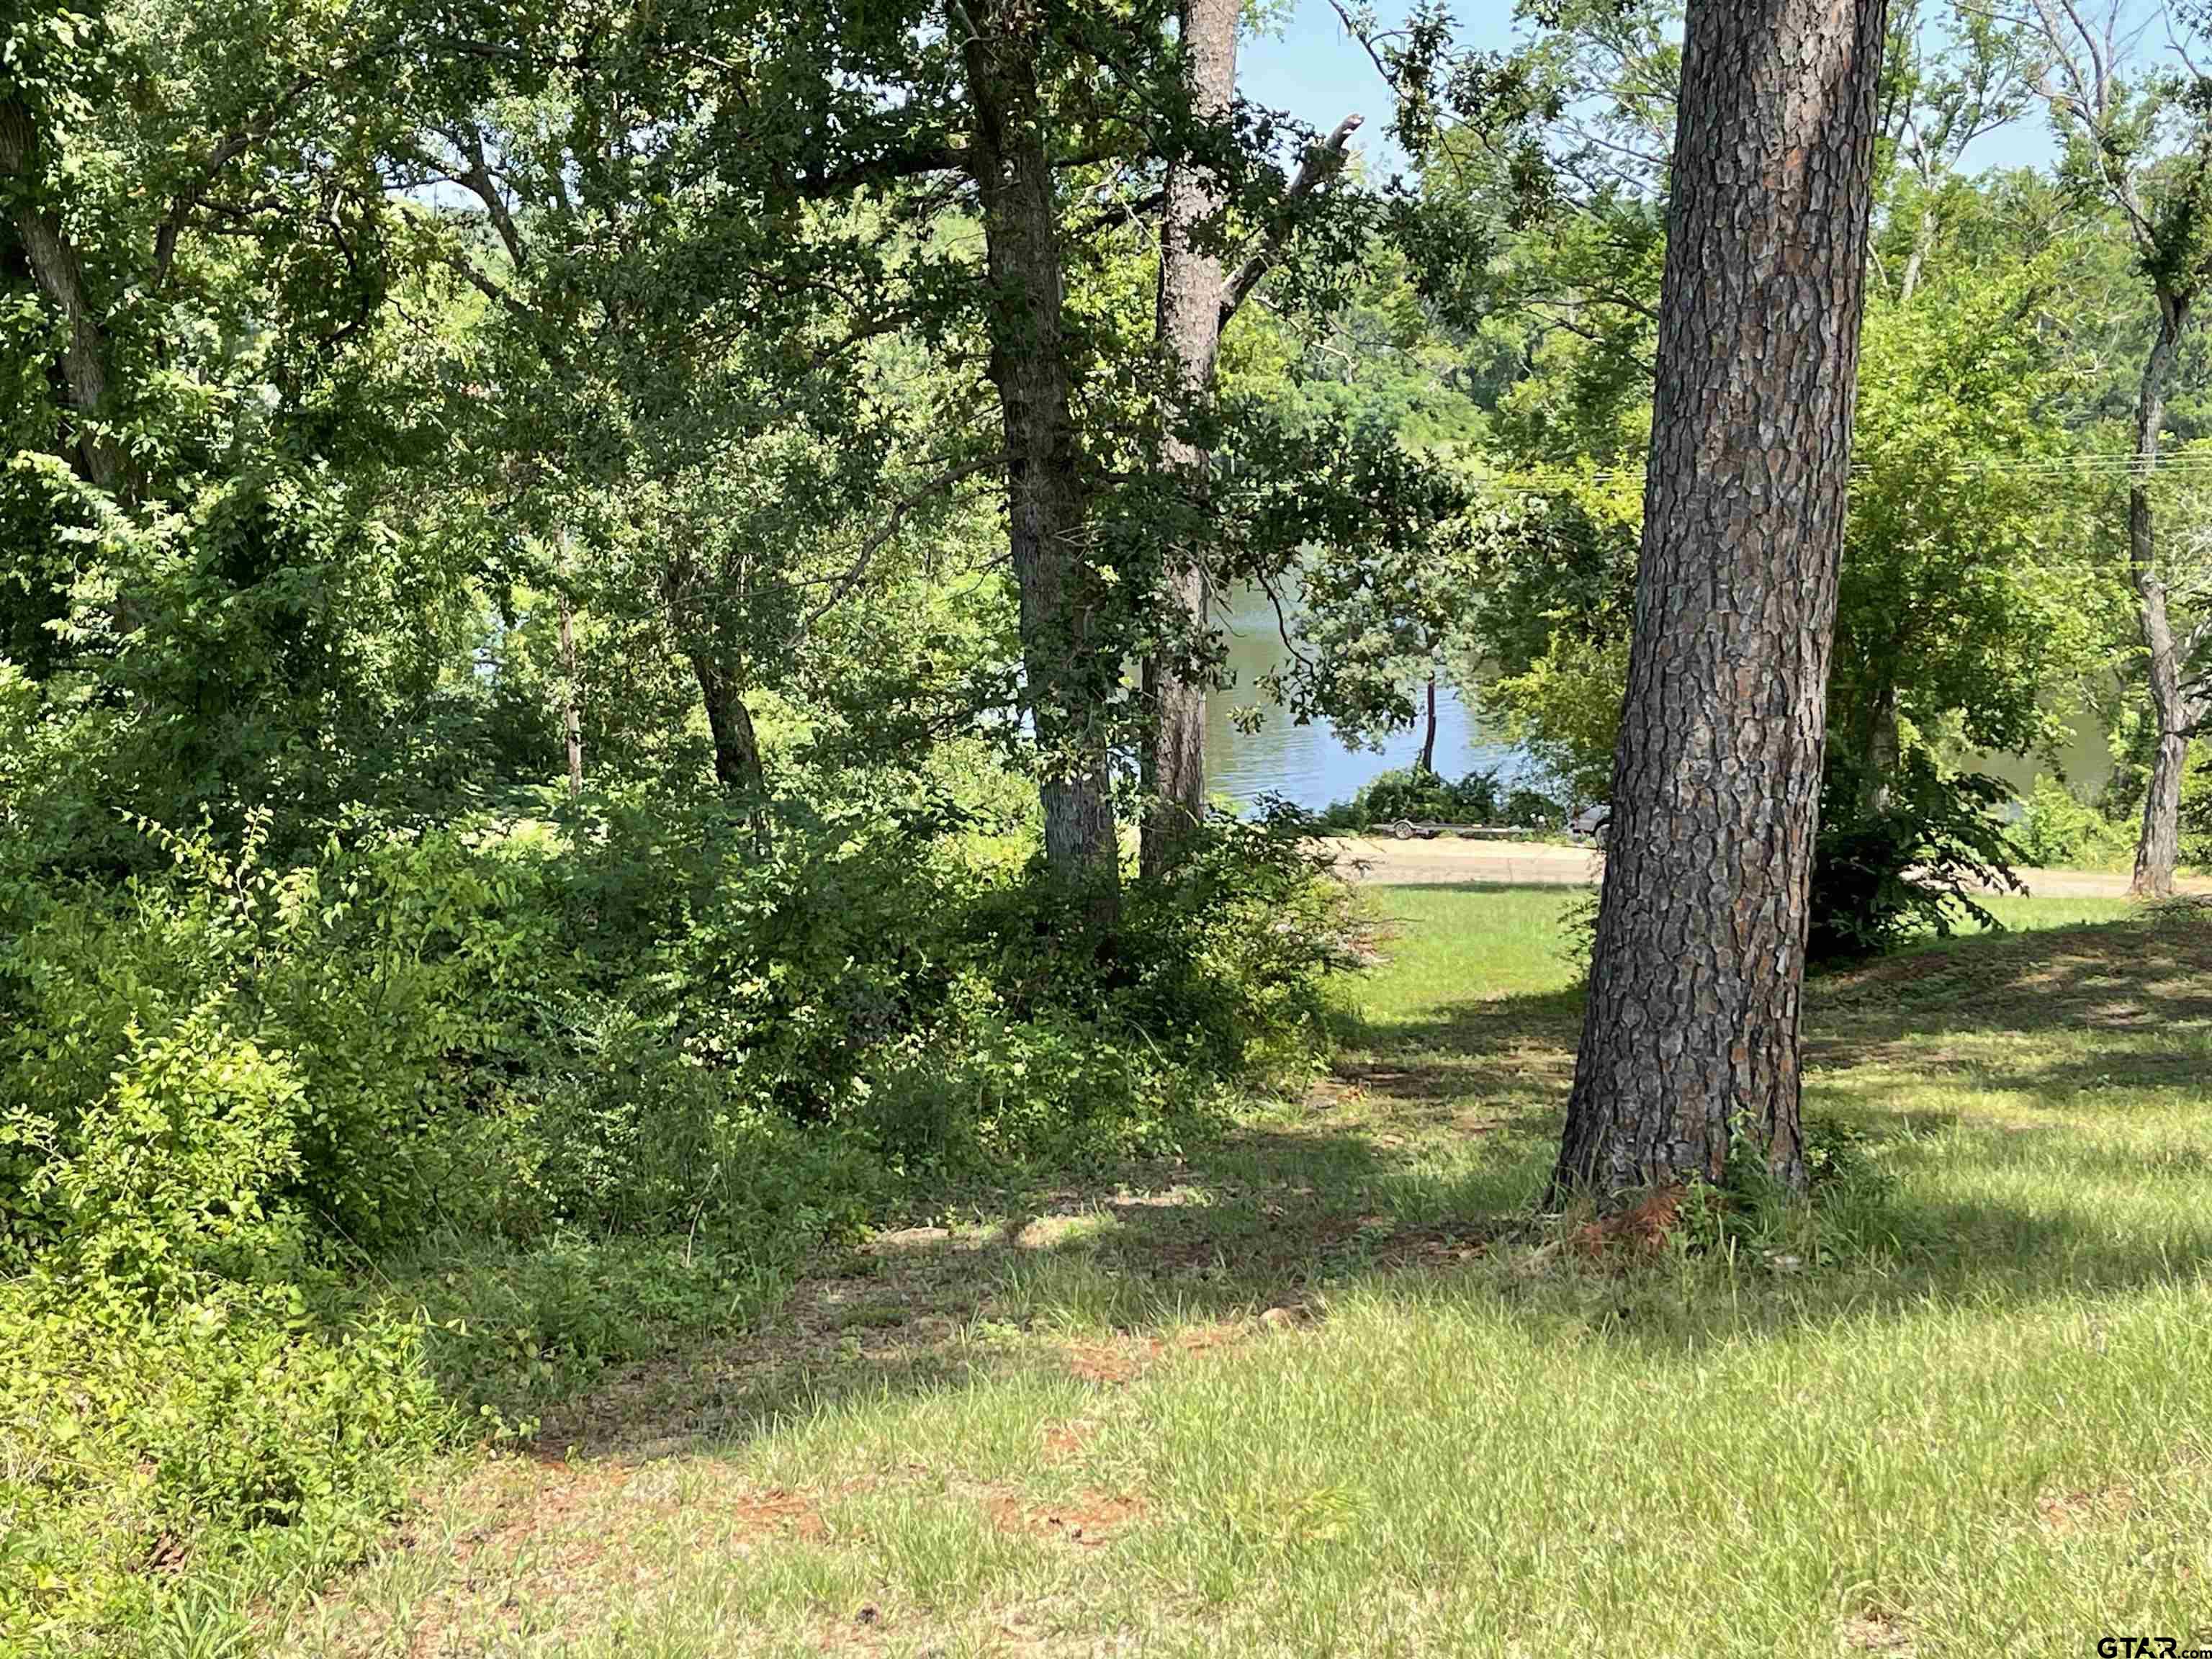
[0,94,128,495]
[688,651,772,850]
[2129,296,2189,900]
[2134,655,2186,899]
[559,590,584,800]
[1419,672,1439,775]
[960,1,1119,908]
[691,655,768,799]
[1552,0,1889,1205]
[1138,0,1239,881]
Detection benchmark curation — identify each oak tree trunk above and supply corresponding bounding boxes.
[688,652,772,850]
[693,661,768,801]
[1552,0,1889,1204]
[2129,296,2190,901]
[0,95,128,496]
[1139,0,1239,881]
[960,1,1120,907]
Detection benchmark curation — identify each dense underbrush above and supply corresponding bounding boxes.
[0,797,1354,1651]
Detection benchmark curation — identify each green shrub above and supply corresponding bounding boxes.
[1809,761,2021,961]
[0,793,1352,1650]
[43,1016,313,1301]
[0,1278,454,1653]
[1498,785,1565,829]
[0,856,467,1652]
[1314,768,1560,832]
[5,795,1351,1271]
[0,814,568,1262]
[865,806,1358,1170]
[2015,774,2135,870]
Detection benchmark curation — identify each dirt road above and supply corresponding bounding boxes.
[1321,835,2203,899]
[1325,837,1604,889]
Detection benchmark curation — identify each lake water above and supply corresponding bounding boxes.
[1202,585,2115,811]
[1202,586,1541,811]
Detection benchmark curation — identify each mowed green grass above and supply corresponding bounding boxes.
[250,889,2212,1659]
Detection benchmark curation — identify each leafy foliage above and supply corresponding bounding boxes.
[9,0,2211,1643]
[1808,763,2023,961]
[1315,767,1560,832]
[2018,774,2142,870]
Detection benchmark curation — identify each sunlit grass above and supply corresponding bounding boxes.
[245,893,2212,1659]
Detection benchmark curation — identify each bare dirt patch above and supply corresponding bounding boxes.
[984,1487,1147,1547]
[2035,1484,2136,1534]
[1840,1611,1917,1653]
[1038,1419,1096,1462]
[1061,1320,1251,1386]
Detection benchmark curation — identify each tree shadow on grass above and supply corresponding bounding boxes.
[521,1118,1538,1461]
[516,902,2212,1462]
[1807,900,2212,1049]
[284,904,2212,1658]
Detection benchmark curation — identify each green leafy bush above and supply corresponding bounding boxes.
[0,792,1353,1650]
[2015,775,2136,870]
[0,814,567,1262]
[6,794,1354,1267]
[0,1277,454,1652]
[1314,768,1560,832]
[866,806,1358,1169]
[1809,762,2022,961]
[44,1016,313,1300]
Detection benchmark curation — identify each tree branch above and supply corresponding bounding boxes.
[1218,113,1364,330]
[454,124,529,269]
[801,452,1009,632]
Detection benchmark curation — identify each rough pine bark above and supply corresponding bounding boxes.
[1551,0,1889,1204]
[961,0,1120,902]
[1138,0,1239,881]
[2128,296,2194,900]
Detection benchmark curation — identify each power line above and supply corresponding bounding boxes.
[1478,449,2212,492]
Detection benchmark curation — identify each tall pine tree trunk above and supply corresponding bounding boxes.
[961,1,1119,908]
[2129,295,2189,900]
[1552,0,1889,1205]
[1139,0,1239,881]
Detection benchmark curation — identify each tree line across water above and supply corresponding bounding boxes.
[7,0,2212,1642]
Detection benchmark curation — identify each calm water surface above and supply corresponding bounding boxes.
[1202,586,1539,811]
[1202,585,2113,811]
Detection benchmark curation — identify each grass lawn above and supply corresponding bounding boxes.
[235,889,2212,1658]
